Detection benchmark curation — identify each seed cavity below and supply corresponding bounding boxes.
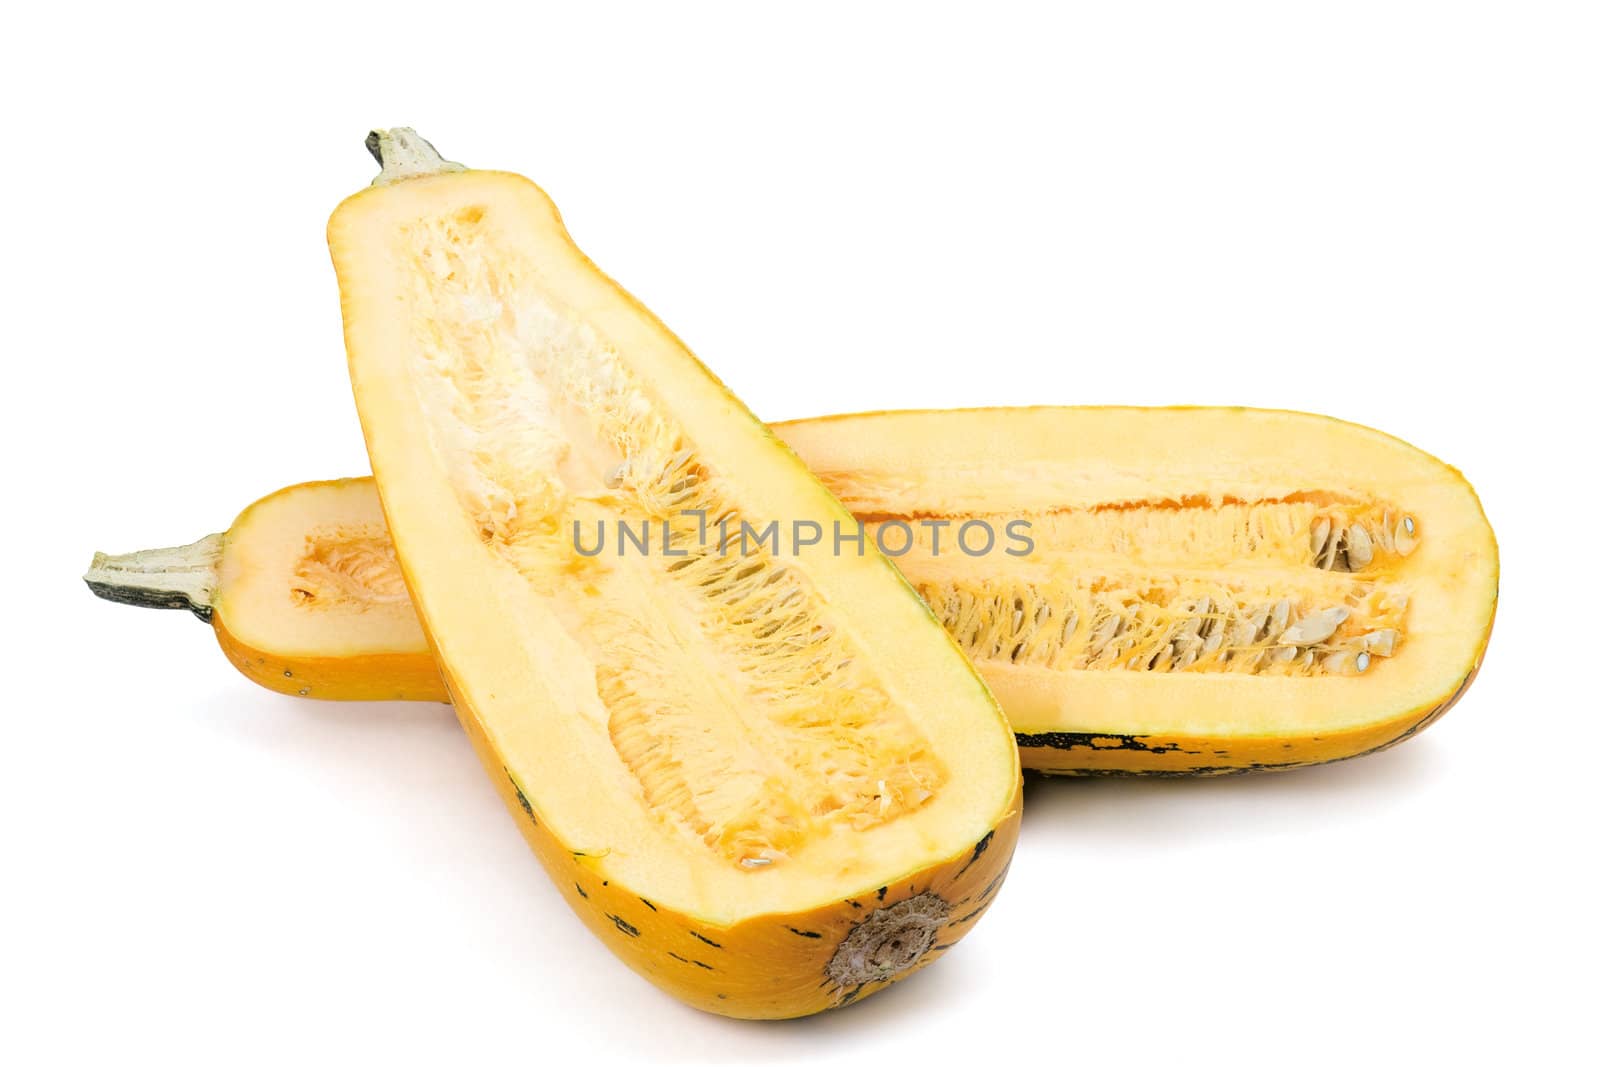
[838,493,1424,681]
[291,528,410,609]
[922,579,1407,678]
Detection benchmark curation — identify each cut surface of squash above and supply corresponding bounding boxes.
[787,407,1496,772]
[321,130,1020,1017]
[88,407,1496,776]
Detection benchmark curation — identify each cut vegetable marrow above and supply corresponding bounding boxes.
[321,130,1019,1018]
[788,407,1497,774]
[89,407,1497,777]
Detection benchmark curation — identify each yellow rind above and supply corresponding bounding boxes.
[326,155,1020,1017]
[465,680,1023,1020]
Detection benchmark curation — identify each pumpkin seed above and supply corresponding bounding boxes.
[1267,598,1292,638]
[1359,628,1398,656]
[1281,605,1349,645]
[1345,524,1374,570]
[1310,516,1332,560]
[1395,515,1419,555]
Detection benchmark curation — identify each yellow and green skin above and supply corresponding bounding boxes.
[484,737,1022,1019]
[1011,656,1486,775]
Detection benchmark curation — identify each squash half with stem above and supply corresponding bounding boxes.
[89,408,1496,776]
[316,130,1019,1018]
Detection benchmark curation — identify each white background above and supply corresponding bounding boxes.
[5,3,1595,1064]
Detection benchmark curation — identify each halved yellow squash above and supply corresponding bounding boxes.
[792,407,1496,773]
[89,407,1496,776]
[318,130,1019,1018]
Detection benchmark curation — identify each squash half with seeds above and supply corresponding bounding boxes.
[787,407,1496,773]
[90,408,1496,776]
[316,130,1018,1018]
